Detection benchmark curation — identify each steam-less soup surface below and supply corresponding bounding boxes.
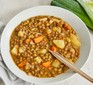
[10,15,81,78]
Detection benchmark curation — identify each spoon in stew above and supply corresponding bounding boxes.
[49,50,93,83]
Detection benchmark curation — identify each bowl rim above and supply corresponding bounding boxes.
[1,5,91,84]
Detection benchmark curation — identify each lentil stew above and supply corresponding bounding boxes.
[10,15,81,78]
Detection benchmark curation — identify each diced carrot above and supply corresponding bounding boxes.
[48,66,52,70]
[63,23,71,30]
[42,61,51,68]
[18,60,27,68]
[34,36,43,43]
[50,46,57,52]
[25,38,31,43]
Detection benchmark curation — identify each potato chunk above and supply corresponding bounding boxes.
[70,34,81,47]
[53,40,65,49]
[19,46,26,53]
[34,57,42,63]
[25,62,31,70]
[40,49,47,54]
[66,37,71,42]
[52,27,61,33]
[18,30,25,37]
[52,59,60,68]
[53,18,60,22]
[49,20,53,24]
[39,17,47,21]
[11,45,19,55]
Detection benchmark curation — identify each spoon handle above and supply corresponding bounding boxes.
[49,50,93,83]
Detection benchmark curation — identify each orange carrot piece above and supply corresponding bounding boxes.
[50,46,57,52]
[25,38,31,43]
[18,60,27,68]
[63,23,71,30]
[48,66,52,70]
[42,61,51,68]
[34,36,43,43]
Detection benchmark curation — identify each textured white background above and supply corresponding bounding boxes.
[0,0,93,85]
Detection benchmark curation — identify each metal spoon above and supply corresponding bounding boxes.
[49,50,93,83]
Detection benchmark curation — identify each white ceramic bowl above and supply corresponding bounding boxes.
[1,6,91,84]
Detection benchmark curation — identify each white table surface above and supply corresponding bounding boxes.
[0,0,93,85]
